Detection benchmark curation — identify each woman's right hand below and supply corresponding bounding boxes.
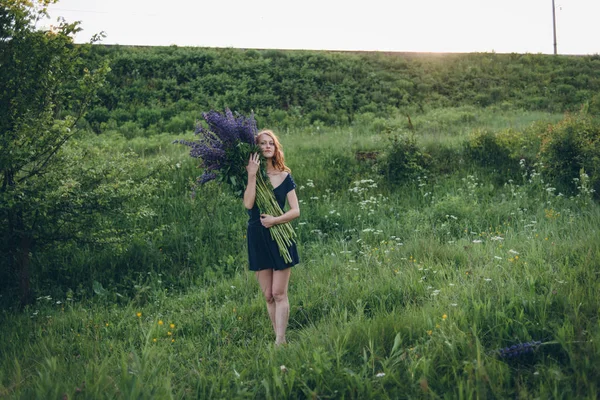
[246,153,260,177]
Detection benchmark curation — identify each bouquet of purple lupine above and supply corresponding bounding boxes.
[175,109,296,263]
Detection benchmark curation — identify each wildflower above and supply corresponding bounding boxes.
[158,320,164,325]
[280,365,288,373]
[427,330,433,336]
[136,312,142,318]
[105,323,109,327]
[170,323,175,329]
[442,314,447,320]
[167,331,172,336]
[496,341,541,358]
[171,339,175,343]
[376,372,386,378]
[153,338,157,342]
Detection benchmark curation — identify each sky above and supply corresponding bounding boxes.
[45,0,600,55]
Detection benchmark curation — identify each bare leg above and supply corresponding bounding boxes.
[255,270,276,333]
[272,268,292,345]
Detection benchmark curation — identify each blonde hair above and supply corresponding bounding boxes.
[256,129,291,173]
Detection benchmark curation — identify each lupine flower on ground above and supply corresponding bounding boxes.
[495,340,542,358]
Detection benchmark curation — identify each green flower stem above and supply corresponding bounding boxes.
[255,173,296,263]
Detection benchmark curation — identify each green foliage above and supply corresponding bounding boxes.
[464,129,516,171]
[1,161,599,397]
[378,133,429,185]
[539,114,600,199]
[1,106,600,397]
[78,47,600,135]
[0,0,110,305]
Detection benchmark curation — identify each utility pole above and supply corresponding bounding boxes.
[552,0,558,55]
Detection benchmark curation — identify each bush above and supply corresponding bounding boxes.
[588,93,600,116]
[464,129,515,171]
[539,114,600,199]
[136,107,162,128]
[378,134,429,184]
[164,113,195,134]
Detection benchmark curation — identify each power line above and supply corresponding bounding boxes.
[50,7,159,17]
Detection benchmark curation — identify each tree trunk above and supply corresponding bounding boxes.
[18,234,32,307]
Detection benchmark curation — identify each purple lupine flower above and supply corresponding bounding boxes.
[202,109,239,146]
[176,108,258,186]
[238,110,258,145]
[198,171,217,184]
[496,340,542,358]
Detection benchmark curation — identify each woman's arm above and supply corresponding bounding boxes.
[243,153,259,209]
[260,189,300,227]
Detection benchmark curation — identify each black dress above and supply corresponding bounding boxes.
[247,173,300,271]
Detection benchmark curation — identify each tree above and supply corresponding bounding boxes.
[0,0,109,306]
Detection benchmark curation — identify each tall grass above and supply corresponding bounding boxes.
[1,108,598,398]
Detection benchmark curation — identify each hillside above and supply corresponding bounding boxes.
[82,46,600,134]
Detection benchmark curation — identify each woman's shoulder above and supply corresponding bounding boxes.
[284,172,296,189]
[276,171,290,182]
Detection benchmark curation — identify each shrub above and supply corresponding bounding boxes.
[136,107,162,128]
[164,113,195,134]
[539,114,600,199]
[588,93,600,116]
[464,129,515,171]
[378,134,429,184]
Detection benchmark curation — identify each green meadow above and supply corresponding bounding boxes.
[1,106,599,399]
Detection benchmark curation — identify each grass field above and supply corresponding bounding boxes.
[1,107,598,399]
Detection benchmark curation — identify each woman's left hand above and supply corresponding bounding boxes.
[260,214,277,228]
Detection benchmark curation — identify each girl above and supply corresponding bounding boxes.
[243,129,300,346]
